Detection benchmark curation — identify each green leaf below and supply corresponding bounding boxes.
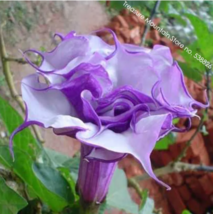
[126,1,144,8]
[44,148,70,167]
[139,198,154,214]
[185,13,209,37]
[159,1,169,12]
[0,146,70,211]
[0,97,71,210]
[0,177,27,214]
[179,41,206,72]
[68,201,81,214]
[98,201,108,214]
[58,167,78,200]
[185,13,213,60]
[182,210,192,214]
[168,14,187,26]
[32,163,75,204]
[0,97,69,209]
[0,96,40,157]
[139,189,148,211]
[107,168,138,214]
[109,1,124,11]
[178,61,202,82]
[173,118,180,125]
[155,133,175,150]
[63,156,80,182]
[167,3,179,15]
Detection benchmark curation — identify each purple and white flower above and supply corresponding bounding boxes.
[11,29,208,203]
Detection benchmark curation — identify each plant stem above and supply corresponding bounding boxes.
[141,0,161,46]
[175,117,204,162]
[134,162,213,182]
[175,69,211,162]
[79,201,100,214]
[0,25,44,144]
[128,178,142,197]
[4,57,37,64]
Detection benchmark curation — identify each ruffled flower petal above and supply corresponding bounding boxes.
[153,62,208,116]
[24,35,89,73]
[21,74,74,125]
[10,74,88,139]
[76,114,172,190]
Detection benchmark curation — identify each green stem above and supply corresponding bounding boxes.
[80,205,99,214]
[141,0,161,46]
[0,24,44,144]
[79,200,100,214]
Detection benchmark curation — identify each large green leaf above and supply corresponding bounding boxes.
[58,167,78,200]
[0,96,40,157]
[0,146,71,211]
[0,96,77,211]
[179,41,206,72]
[44,148,70,167]
[185,14,213,60]
[186,14,209,39]
[32,163,75,203]
[0,177,27,214]
[107,168,138,214]
[63,156,80,182]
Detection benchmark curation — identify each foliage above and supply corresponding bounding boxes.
[0,96,40,157]
[155,133,176,150]
[139,198,154,214]
[0,177,27,214]
[182,210,192,214]
[107,168,139,214]
[0,96,76,212]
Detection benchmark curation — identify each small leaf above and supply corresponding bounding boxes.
[0,177,27,214]
[139,197,154,214]
[182,210,192,214]
[107,168,138,214]
[201,125,209,136]
[173,118,180,125]
[155,133,175,150]
[139,189,148,211]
